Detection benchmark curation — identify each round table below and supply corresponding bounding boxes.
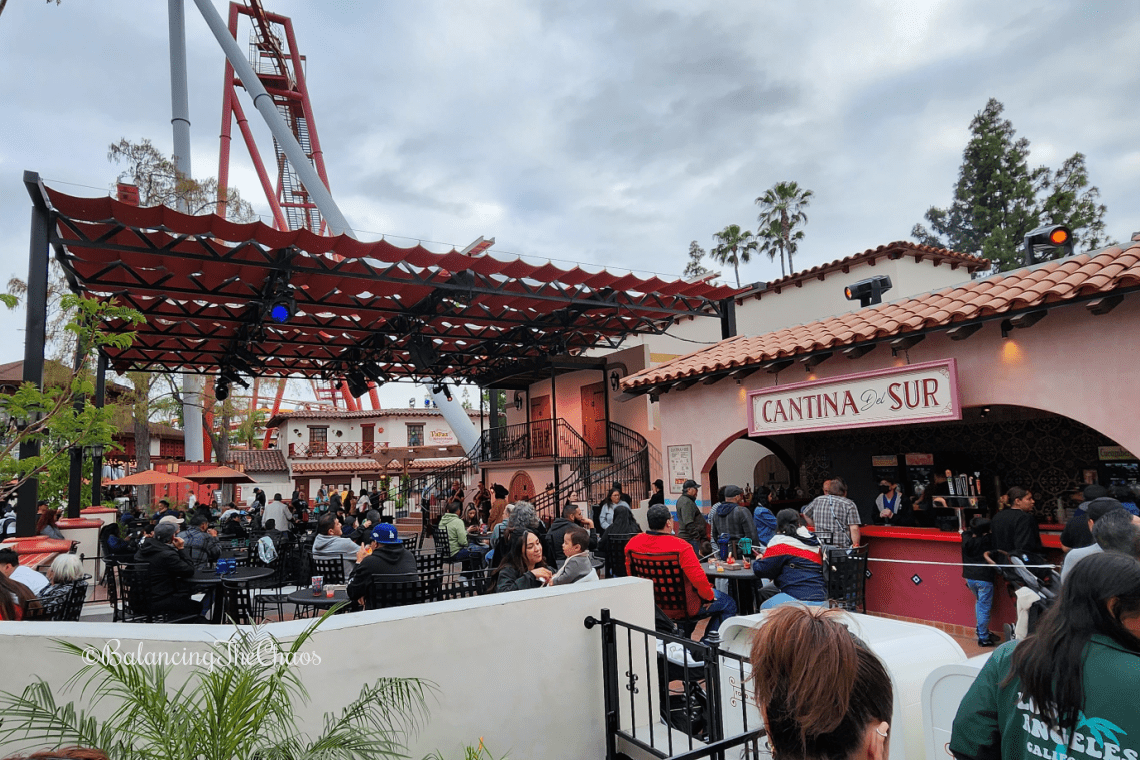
[191,566,274,623]
[704,563,758,616]
[288,587,350,616]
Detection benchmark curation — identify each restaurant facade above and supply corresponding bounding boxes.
[622,234,1140,631]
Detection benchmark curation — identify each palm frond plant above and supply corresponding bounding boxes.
[0,612,435,760]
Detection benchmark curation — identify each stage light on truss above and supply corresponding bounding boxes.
[407,336,440,374]
[361,361,387,383]
[216,377,230,401]
[432,382,453,402]
[267,289,296,324]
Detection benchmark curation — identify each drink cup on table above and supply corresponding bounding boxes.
[312,576,324,596]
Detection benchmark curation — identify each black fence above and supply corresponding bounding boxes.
[585,608,764,760]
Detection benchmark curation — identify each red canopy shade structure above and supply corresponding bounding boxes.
[33,177,741,388]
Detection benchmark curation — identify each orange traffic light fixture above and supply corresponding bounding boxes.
[1023,224,1074,266]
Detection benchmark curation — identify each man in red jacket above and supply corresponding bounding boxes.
[626,504,737,636]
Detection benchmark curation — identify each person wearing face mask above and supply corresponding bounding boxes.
[875,477,911,526]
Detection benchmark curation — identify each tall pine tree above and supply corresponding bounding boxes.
[913,99,1111,271]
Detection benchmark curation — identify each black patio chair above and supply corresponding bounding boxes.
[311,555,346,585]
[826,546,868,613]
[254,542,300,622]
[117,563,199,624]
[601,533,637,578]
[366,576,427,610]
[219,580,256,626]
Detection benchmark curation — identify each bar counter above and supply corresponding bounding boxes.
[859,526,1063,634]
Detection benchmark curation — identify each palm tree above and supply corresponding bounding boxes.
[755,181,814,277]
[0,614,435,760]
[710,224,758,288]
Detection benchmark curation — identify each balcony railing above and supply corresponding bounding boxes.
[288,442,386,458]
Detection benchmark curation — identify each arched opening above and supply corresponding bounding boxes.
[509,471,535,503]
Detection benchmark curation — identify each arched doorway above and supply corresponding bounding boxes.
[509,471,535,503]
[753,454,792,494]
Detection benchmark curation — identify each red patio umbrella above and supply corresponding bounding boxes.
[105,469,195,486]
[183,466,257,485]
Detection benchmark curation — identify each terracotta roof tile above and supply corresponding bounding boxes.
[624,241,1140,390]
[754,241,989,296]
[292,460,383,474]
[226,449,288,474]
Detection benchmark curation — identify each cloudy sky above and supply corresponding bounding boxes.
[1,0,1138,406]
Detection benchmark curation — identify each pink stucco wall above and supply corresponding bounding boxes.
[658,296,1140,492]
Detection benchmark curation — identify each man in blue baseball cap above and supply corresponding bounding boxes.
[347,523,418,605]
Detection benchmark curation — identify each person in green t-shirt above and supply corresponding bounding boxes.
[950,552,1140,760]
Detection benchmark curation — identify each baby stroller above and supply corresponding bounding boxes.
[992,550,1060,639]
[654,606,710,741]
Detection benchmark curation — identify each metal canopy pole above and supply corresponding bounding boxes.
[66,328,87,518]
[17,172,50,537]
[91,350,107,507]
[192,0,357,239]
[169,0,205,462]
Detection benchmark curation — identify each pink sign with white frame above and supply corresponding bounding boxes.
[747,359,961,437]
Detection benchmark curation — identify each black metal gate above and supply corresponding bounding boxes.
[585,609,765,760]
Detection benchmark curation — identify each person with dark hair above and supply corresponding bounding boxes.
[649,479,665,507]
[551,526,596,585]
[950,552,1140,760]
[219,511,247,539]
[178,514,221,569]
[961,516,1000,646]
[548,502,597,564]
[597,504,642,555]
[99,522,136,562]
[753,508,826,609]
[626,504,737,636]
[133,521,201,619]
[1061,502,1140,582]
[262,518,286,547]
[493,529,552,592]
[0,570,40,621]
[752,485,777,547]
[992,486,1048,640]
[598,487,629,533]
[712,485,759,555]
[991,487,1043,556]
[488,483,509,526]
[0,547,49,597]
[439,499,487,566]
[875,476,908,525]
[803,477,861,548]
[751,605,893,760]
[313,512,361,579]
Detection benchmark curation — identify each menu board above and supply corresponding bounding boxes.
[667,444,694,495]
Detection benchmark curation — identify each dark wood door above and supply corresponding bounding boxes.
[361,424,374,455]
[530,395,552,457]
[581,382,608,456]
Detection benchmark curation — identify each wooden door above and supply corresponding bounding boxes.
[580,382,608,456]
[361,424,374,455]
[530,395,552,457]
[509,471,535,503]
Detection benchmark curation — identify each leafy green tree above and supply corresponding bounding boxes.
[710,225,757,288]
[913,98,1113,271]
[755,181,814,277]
[0,295,144,505]
[0,614,435,760]
[683,241,713,280]
[108,138,258,221]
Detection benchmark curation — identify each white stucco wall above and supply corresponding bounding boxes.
[274,412,485,453]
[714,438,776,490]
[0,579,656,759]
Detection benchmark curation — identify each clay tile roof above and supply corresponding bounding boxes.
[759,241,989,296]
[292,460,383,474]
[226,449,288,474]
[624,240,1140,390]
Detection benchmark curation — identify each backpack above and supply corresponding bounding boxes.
[257,535,278,564]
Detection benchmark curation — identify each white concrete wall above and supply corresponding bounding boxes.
[0,578,656,760]
[640,256,975,361]
[714,438,776,491]
[274,413,485,452]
